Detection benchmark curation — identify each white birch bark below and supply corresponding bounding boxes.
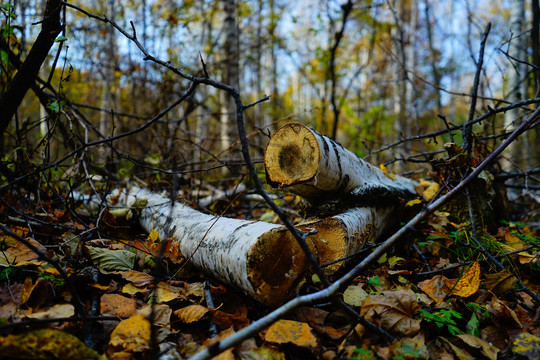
[264,123,418,199]
[105,186,315,307]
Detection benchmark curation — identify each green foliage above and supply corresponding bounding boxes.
[351,347,376,360]
[419,308,463,335]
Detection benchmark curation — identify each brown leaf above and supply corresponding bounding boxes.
[264,319,318,348]
[484,270,517,296]
[360,289,421,337]
[487,297,522,329]
[114,270,154,287]
[418,275,451,303]
[25,303,75,319]
[455,334,499,360]
[100,293,138,317]
[0,237,46,266]
[175,304,210,323]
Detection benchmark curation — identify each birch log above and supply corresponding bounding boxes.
[299,206,395,273]
[107,187,316,307]
[264,123,417,200]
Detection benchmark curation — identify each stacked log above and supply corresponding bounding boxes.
[265,123,418,272]
[90,123,417,306]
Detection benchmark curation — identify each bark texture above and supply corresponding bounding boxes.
[107,187,316,307]
[0,0,62,136]
[300,206,395,273]
[264,123,417,201]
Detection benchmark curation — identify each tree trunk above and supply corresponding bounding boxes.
[104,187,316,307]
[220,0,240,160]
[264,123,417,200]
[98,0,119,163]
[502,0,526,171]
[0,0,62,138]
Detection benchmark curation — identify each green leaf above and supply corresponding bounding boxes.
[55,35,68,43]
[466,312,480,337]
[86,246,136,273]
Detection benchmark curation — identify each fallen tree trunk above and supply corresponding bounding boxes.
[299,206,395,273]
[105,187,317,307]
[264,123,417,202]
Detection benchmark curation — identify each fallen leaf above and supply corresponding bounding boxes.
[343,285,369,307]
[100,293,138,317]
[114,270,154,287]
[487,297,522,329]
[513,332,540,359]
[444,261,481,298]
[175,304,210,323]
[379,164,397,180]
[109,313,151,353]
[25,303,75,319]
[0,237,46,267]
[212,308,251,330]
[405,198,423,207]
[138,303,172,326]
[416,179,440,201]
[418,275,451,303]
[264,319,318,348]
[0,329,99,359]
[456,334,499,360]
[203,327,236,360]
[484,270,517,296]
[155,281,186,302]
[86,246,136,273]
[360,289,421,337]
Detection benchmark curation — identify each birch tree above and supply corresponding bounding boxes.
[502,0,526,171]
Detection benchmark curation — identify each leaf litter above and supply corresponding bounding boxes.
[0,187,538,359]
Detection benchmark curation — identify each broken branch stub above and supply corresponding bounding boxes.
[108,187,317,307]
[264,123,417,201]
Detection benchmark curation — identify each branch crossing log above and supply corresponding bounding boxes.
[299,206,395,273]
[265,123,418,271]
[106,187,317,307]
[264,123,417,202]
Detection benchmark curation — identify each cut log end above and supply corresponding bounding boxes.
[264,123,320,187]
[247,227,317,307]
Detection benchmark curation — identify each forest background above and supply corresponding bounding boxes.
[0,0,539,359]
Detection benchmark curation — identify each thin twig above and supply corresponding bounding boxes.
[462,22,491,153]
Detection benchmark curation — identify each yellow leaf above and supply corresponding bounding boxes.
[109,314,151,353]
[155,281,185,302]
[379,164,397,180]
[406,198,422,207]
[0,329,99,359]
[513,332,540,359]
[445,261,481,298]
[149,229,159,242]
[264,319,318,348]
[421,181,440,201]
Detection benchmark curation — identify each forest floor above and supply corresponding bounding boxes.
[0,178,539,360]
